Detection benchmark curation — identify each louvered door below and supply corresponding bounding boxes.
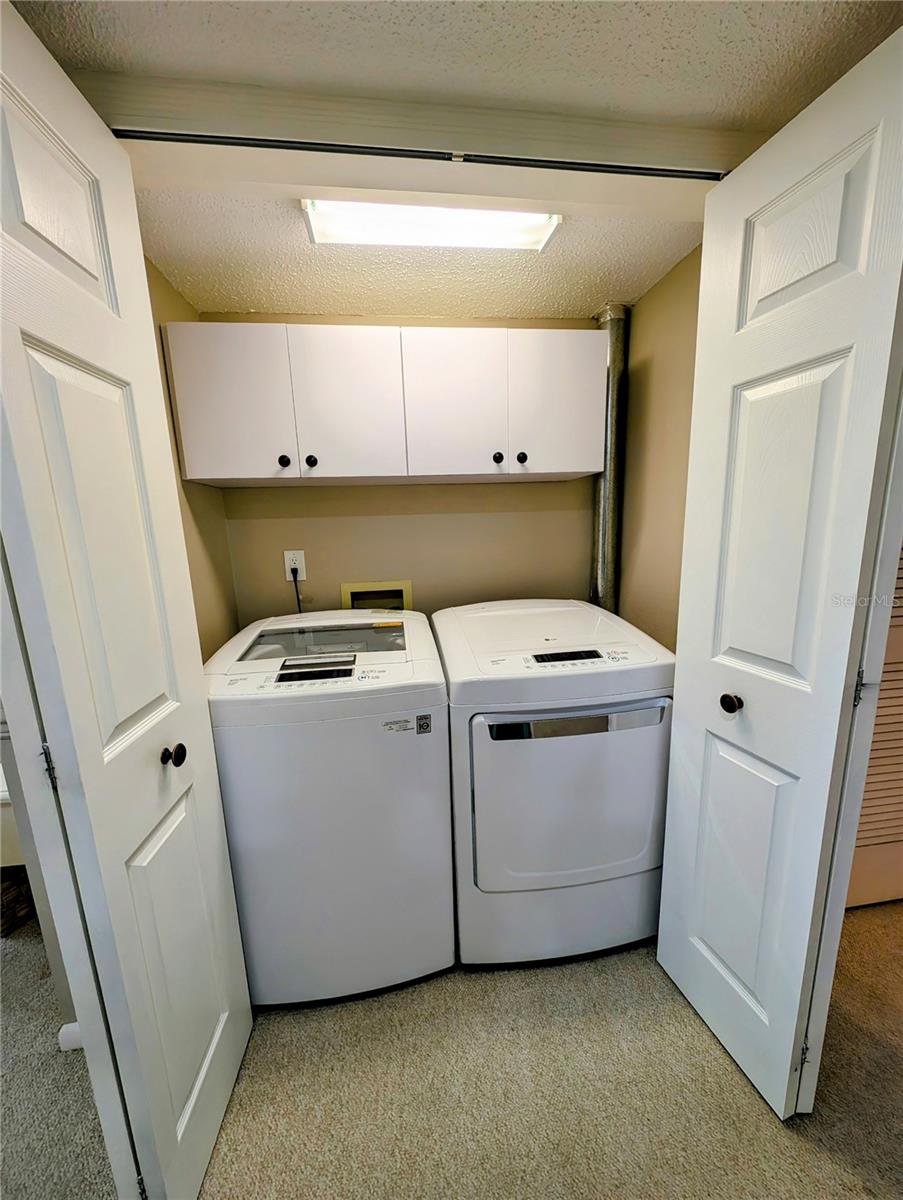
[847,546,903,906]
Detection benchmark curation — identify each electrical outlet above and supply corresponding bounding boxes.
[283,550,306,582]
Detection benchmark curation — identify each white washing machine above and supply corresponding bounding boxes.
[206,610,454,1004]
[432,599,675,964]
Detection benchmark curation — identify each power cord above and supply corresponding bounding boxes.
[290,565,302,614]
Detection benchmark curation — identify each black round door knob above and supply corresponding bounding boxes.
[160,743,188,768]
[719,694,744,715]
[305,454,318,469]
[492,451,505,464]
[277,454,291,468]
[516,451,528,465]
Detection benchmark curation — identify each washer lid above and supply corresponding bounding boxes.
[237,619,406,665]
[431,599,674,705]
[205,609,446,711]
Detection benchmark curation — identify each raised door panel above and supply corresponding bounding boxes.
[23,346,177,754]
[164,322,299,481]
[287,325,407,478]
[714,354,849,683]
[738,131,877,328]
[507,329,607,475]
[690,735,796,1016]
[1,86,115,309]
[127,787,226,1134]
[402,327,508,477]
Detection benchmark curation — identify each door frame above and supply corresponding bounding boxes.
[1,550,139,1197]
[796,280,903,1111]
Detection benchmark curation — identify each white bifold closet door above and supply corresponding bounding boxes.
[1,9,251,1199]
[847,545,903,906]
[657,28,902,1120]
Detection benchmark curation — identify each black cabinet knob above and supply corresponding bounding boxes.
[277,454,291,468]
[305,454,318,469]
[516,451,528,465]
[492,451,505,464]
[161,743,188,767]
[719,694,744,715]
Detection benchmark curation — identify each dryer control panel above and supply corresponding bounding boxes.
[478,643,656,675]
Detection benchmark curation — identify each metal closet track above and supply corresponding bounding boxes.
[111,128,725,180]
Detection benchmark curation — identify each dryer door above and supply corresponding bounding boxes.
[471,698,672,892]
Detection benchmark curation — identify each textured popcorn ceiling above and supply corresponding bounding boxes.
[16,1,902,131]
[136,190,702,318]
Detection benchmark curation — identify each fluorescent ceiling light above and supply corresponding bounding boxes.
[301,199,562,250]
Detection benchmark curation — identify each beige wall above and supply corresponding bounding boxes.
[145,259,239,659]
[223,480,593,627]
[619,246,702,650]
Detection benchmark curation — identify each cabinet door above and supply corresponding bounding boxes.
[287,325,407,478]
[165,323,299,481]
[508,329,608,475]
[402,328,508,477]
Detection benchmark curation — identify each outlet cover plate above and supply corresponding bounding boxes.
[283,550,306,582]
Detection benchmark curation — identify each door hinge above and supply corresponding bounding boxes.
[40,742,58,789]
[800,1036,810,1070]
[136,1174,148,1200]
[853,666,865,707]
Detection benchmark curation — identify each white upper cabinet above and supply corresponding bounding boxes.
[402,328,509,477]
[287,325,407,478]
[508,329,608,475]
[165,323,300,481]
[166,322,607,483]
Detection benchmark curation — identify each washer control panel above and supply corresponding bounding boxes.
[212,661,415,695]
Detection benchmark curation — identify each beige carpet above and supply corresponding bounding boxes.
[1,905,899,1199]
[201,901,902,1200]
[0,920,115,1200]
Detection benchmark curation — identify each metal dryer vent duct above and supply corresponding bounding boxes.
[591,303,630,613]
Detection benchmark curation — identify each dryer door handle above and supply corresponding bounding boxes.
[488,699,670,741]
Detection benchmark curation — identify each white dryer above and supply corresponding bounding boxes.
[432,599,675,964]
[206,610,454,1004]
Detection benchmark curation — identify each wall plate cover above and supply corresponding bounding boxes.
[284,550,306,581]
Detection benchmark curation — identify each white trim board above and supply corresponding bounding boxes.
[125,138,714,224]
[72,71,766,176]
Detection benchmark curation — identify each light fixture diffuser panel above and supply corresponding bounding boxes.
[301,199,561,251]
